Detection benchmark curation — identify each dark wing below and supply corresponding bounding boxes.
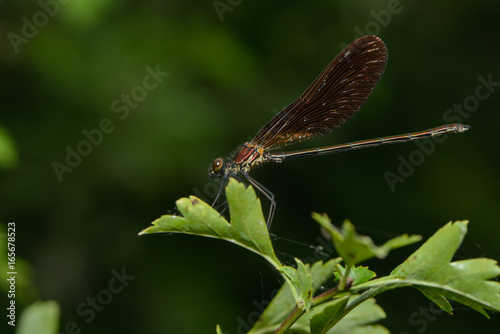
[252,35,387,150]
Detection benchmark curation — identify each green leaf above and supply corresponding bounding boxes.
[249,281,295,333]
[141,179,312,308]
[416,286,453,314]
[277,259,314,312]
[309,258,342,290]
[335,266,376,286]
[216,324,223,334]
[391,221,500,316]
[295,259,314,310]
[226,178,276,260]
[140,178,281,267]
[312,213,421,265]
[379,233,422,253]
[326,298,388,334]
[250,259,341,333]
[353,221,500,318]
[391,221,467,277]
[16,300,60,334]
[309,295,349,334]
[307,296,387,334]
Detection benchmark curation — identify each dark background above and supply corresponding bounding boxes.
[1,1,499,333]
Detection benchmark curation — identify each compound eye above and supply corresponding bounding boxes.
[212,158,224,172]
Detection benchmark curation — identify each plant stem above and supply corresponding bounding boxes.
[339,263,353,291]
[273,305,305,334]
[313,278,353,306]
[274,278,353,333]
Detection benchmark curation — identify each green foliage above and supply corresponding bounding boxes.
[308,297,388,334]
[140,179,278,265]
[389,221,500,317]
[16,301,60,334]
[141,179,500,333]
[140,179,311,308]
[313,214,422,266]
[251,259,342,334]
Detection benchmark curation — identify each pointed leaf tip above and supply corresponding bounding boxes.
[390,220,500,316]
[313,214,421,266]
[140,179,282,277]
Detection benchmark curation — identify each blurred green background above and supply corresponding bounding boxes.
[1,0,499,333]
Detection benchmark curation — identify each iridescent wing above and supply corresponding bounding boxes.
[252,35,387,150]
